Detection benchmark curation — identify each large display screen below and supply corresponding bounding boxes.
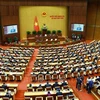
[71,24,84,32]
[4,25,18,34]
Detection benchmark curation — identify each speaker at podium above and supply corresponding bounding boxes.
[42,24,47,34]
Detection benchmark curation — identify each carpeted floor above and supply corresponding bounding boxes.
[68,78,97,100]
[15,49,39,100]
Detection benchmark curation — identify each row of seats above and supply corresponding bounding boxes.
[32,41,100,82]
[0,47,34,82]
[24,95,78,100]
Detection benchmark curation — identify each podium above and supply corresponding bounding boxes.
[42,28,47,35]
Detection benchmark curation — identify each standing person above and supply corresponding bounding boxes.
[87,79,94,93]
[80,75,84,90]
[86,77,91,91]
[76,76,82,91]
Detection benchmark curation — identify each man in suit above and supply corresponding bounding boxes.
[5,90,12,98]
[96,76,100,81]
[56,90,62,96]
[87,79,94,93]
[2,83,7,90]
[45,82,51,87]
[62,80,68,86]
[38,84,42,88]
[53,81,59,87]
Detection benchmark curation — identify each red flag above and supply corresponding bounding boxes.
[34,16,39,32]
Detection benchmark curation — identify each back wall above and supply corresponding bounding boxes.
[19,6,68,40]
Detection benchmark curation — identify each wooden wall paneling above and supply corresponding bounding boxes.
[68,5,87,39]
[94,2,100,40]
[13,6,19,16]
[73,1,83,6]
[8,5,14,16]
[95,4,100,25]
[1,16,20,43]
[86,27,95,40]
[0,2,1,44]
[0,1,8,5]
[94,27,100,40]
[86,1,98,40]
[0,6,9,16]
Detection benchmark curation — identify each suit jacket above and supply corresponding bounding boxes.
[45,84,51,87]
[62,82,67,86]
[56,91,62,96]
[53,82,59,87]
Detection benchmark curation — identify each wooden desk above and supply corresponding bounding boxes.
[0,83,18,88]
[0,92,15,99]
[27,81,68,91]
[24,89,73,100]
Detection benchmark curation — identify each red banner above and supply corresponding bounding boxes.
[34,16,39,32]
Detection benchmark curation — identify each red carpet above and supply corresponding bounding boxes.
[15,49,38,100]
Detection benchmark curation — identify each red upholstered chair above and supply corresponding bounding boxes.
[52,74,58,80]
[66,72,71,79]
[36,87,43,91]
[62,85,69,90]
[0,88,5,92]
[16,75,22,81]
[68,95,74,99]
[45,87,52,91]
[24,97,32,100]
[59,73,66,80]
[2,97,12,100]
[32,74,37,82]
[45,74,51,81]
[56,95,64,100]
[27,87,34,92]
[46,96,54,100]
[54,86,60,91]
[8,87,17,94]
[97,67,100,73]
[35,97,43,100]
[1,75,8,81]
[8,74,15,81]
[38,74,44,82]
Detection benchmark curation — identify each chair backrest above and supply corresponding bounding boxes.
[52,74,58,80]
[46,96,54,100]
[2,97,10,100]
[0,88,5,92]
[62,85,69,90]
[56,95,64,100]
[24,97,31,100]
[45,87,52,91]
[45,74,51,80]
[1,75,7,81]
[8,88,15,92]
[35,96,43,100]
[68,95,74,99]
[16,75,21,81]
[54,86,60,90]
[38,74,44,80]
[32,75,37,82]
[8,75,15,81]
[28,88,34,92]
[36,88,43,91]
